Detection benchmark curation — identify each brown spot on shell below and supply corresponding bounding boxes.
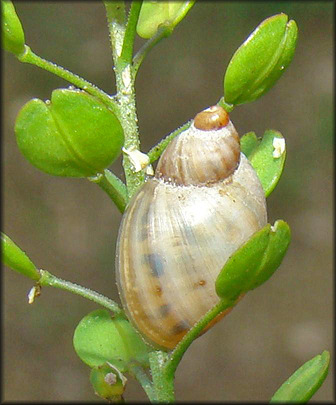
[193,279,207,288]
[194,105,229,131]
[155,286,162,296]
[171,320,190,335]
[158,304,171,317]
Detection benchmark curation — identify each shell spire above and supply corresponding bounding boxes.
[155,105,240,186]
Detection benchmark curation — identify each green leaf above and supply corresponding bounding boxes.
[248,130,286,197]
[224,13,298,105]
[240,131,259,158]
[15,89,124,177]
[215,224,271,302]
[73,309,152,372]
[137,1,195,39]
[247,220,291,290]
[270,351,330,403]
[1,232,40,280]
[90,364,126,401]
[1,0,25,56]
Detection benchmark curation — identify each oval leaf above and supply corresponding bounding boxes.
[270,351,330,403]
[1,0,25,56]
[1,232,40,280]
[15,89,124,177]
[137,1,195,39]
[224,13,298,105]
[246,220,291,290]
[248,130,286,197]
[73,309,151,372]
[215,224,271,302]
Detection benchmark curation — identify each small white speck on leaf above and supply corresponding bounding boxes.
[273,137,285,158]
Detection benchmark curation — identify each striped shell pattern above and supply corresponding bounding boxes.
[116,106,267,350]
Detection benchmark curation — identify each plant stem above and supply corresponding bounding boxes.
[133,24,172,76]
[217,96,235,112]
[103,1,126,29]
[105,1,145,199]
[128,363,155,401]
[149,351,175,402]
[88,169,127,213]
[104,1,126,67]
[38,270,124,316]
[147,120,192,164]
[164,299,233,379]
[120,2,142,64]
[17,46,121,119]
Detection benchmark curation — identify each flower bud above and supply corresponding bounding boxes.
[1,0,25,56]
[137,1,195,39]
[224,13,298,105]
[215,220,291,302]
[1,232,40,281]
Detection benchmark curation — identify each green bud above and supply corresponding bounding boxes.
[224,13,298,105]
[90,364,126,401]
[73,309,151,372]
[15,89,124,177]
[246,220,291,291]
[1,0,25,56]
[215,220,291,302]
[1,232,40,280]
[137,1,195,39]
[271,351,330,403]
[215,225,271,302]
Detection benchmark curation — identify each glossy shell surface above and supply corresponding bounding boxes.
[116,108,267,350]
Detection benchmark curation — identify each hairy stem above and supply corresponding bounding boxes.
[133,24,172,76]
[149,351,175,402]
[88,169,127,213]
[128,363,155,400]
[39,270,124,316]
[18,46,120,118]
[105,1,145,199]
[120,2,142,64]
[164,299,233,379]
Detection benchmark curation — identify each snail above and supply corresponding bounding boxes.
[116,105,267,350]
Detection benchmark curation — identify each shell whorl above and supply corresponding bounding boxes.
[155,106,240,186]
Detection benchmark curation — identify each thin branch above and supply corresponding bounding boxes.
[164,299,234,378]
[120,1,142,64]
[133,24,172,76]
[18,46,120,118]
[128,363,155,400]
[88,169,128,212]
[38,270,124,316]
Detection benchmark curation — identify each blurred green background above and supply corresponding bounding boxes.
[3,1,333,402]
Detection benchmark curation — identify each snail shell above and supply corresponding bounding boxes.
[116,106,267,350]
